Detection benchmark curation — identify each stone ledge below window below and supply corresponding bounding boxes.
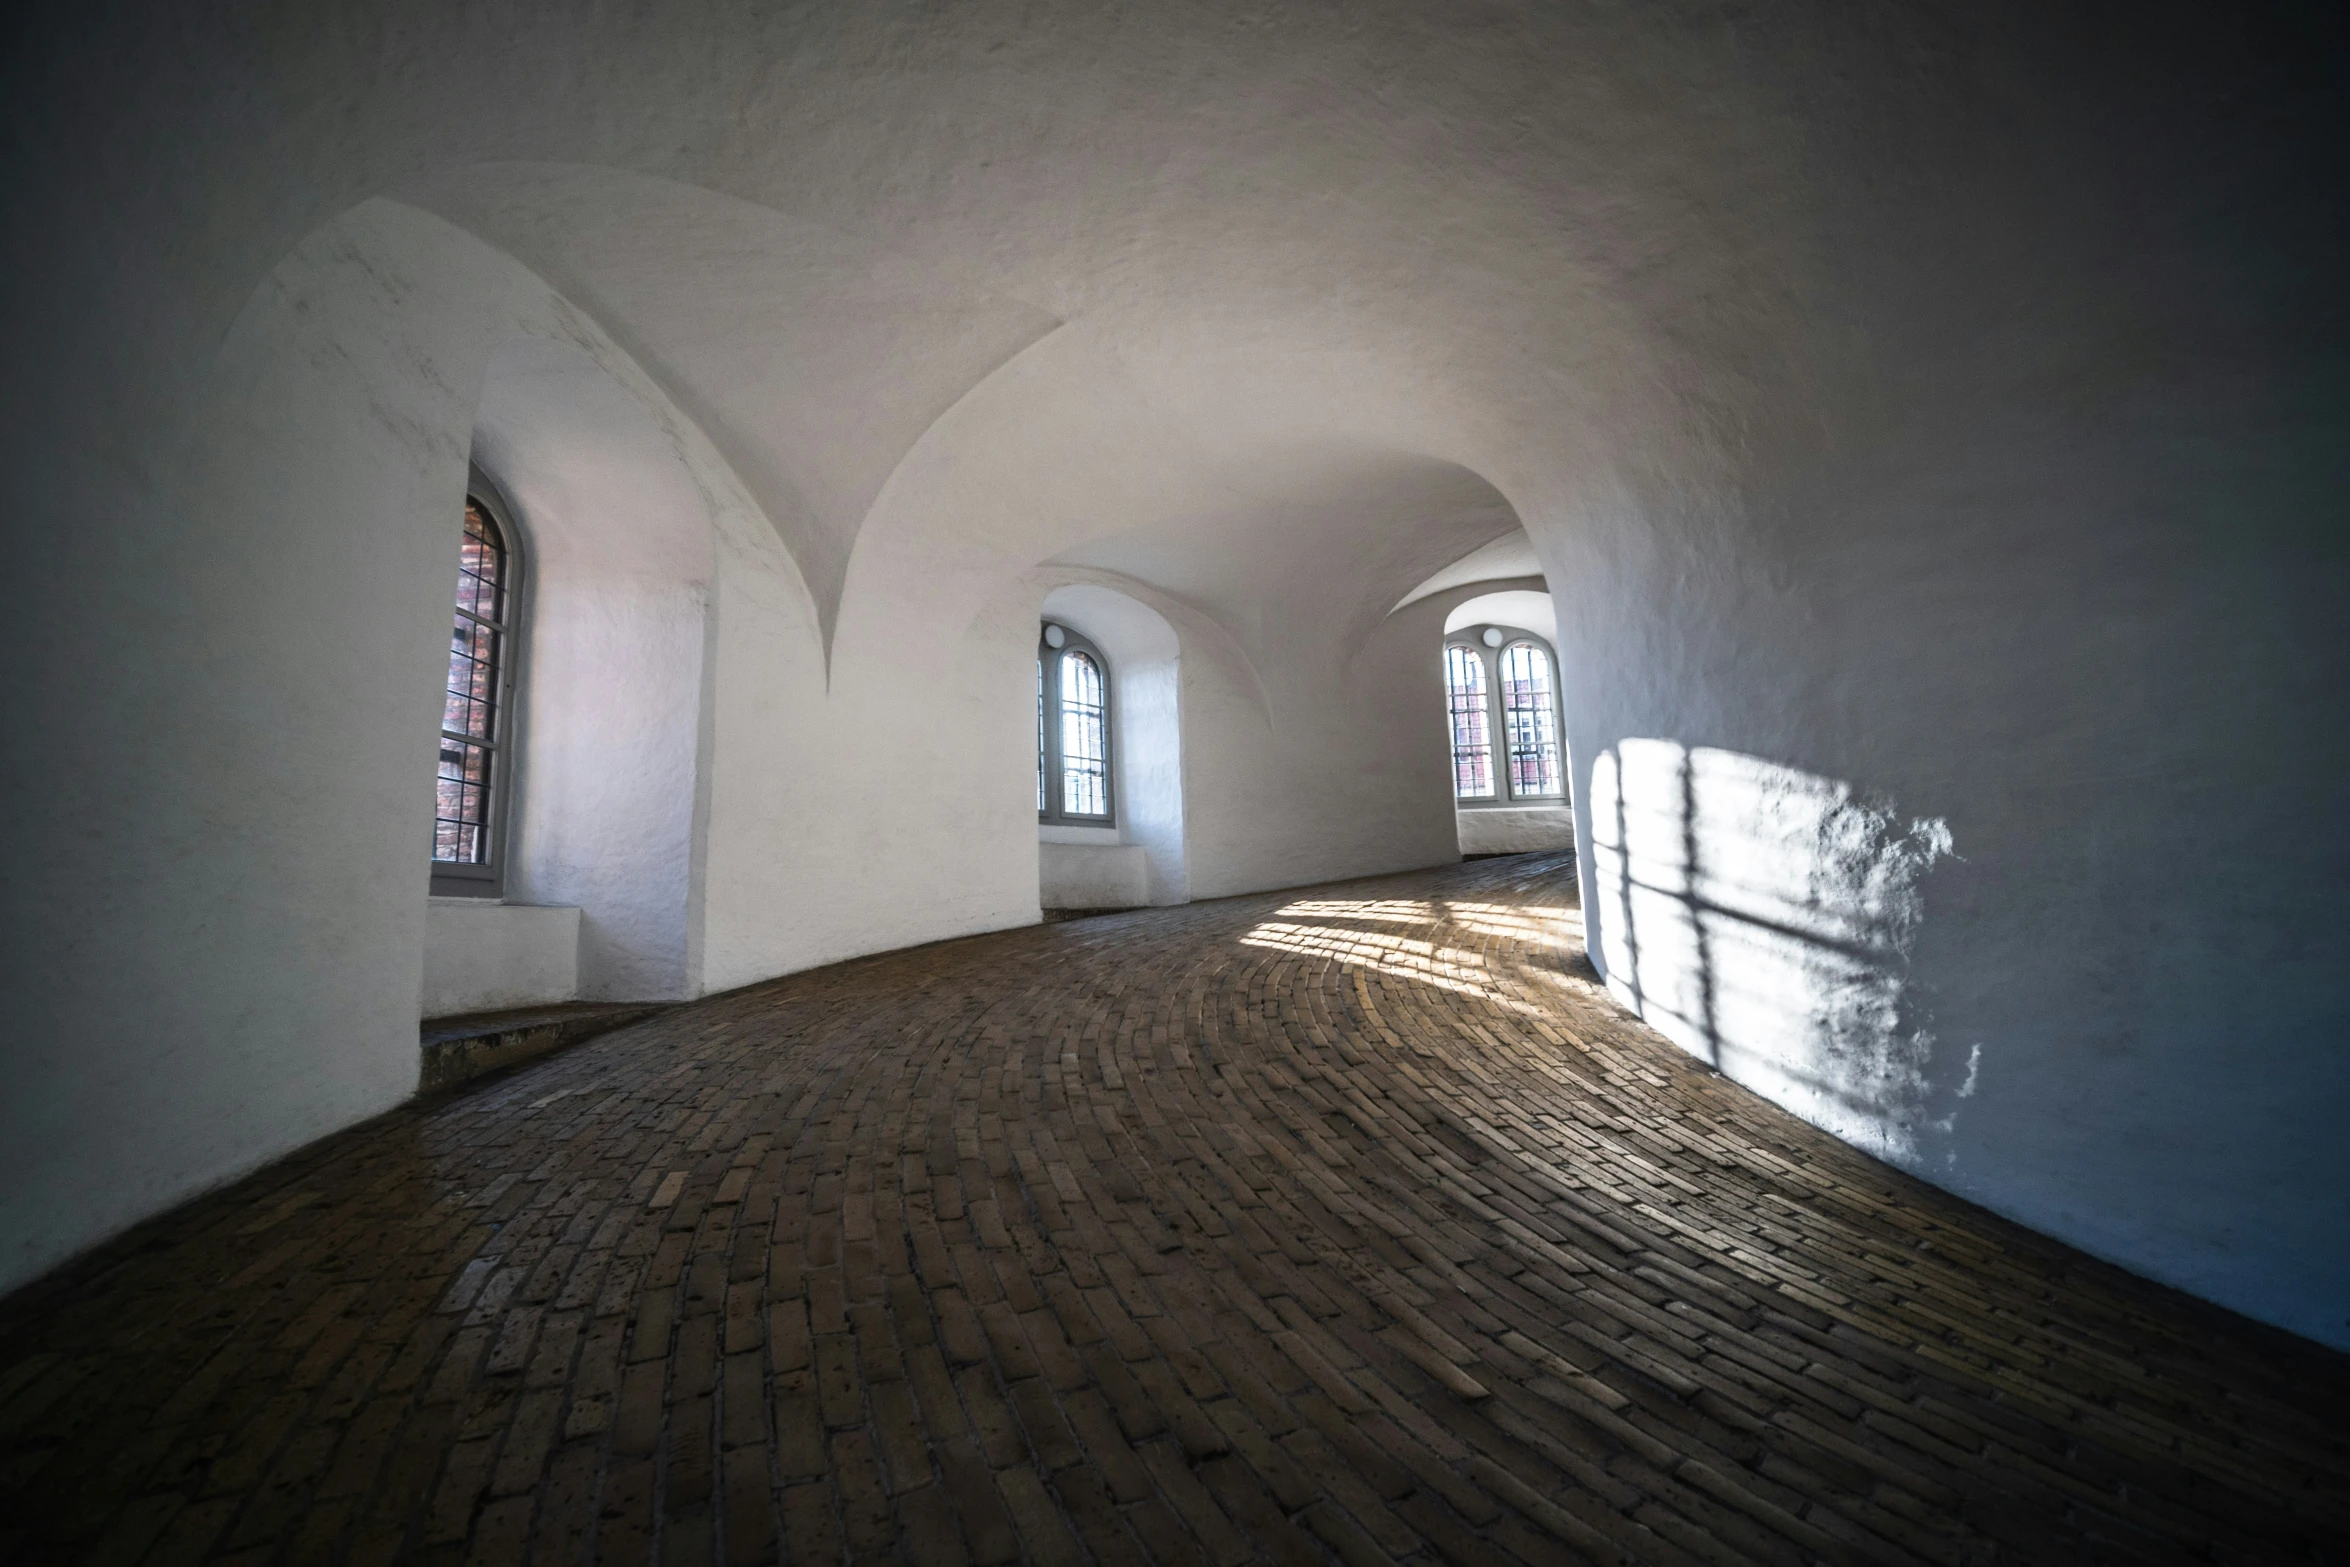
[1041,842,1149,911]
[1457,805,1576,856]
[423,899,580,1016]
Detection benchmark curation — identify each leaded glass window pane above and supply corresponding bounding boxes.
[1060,650,1109,817]
[1500,641,1562,797]
[435,500,508,865]
[1445,644,1494,799]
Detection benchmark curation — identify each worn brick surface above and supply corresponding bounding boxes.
[1,852,2344,1563]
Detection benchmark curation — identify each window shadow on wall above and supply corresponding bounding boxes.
[1587,739,1956,1161]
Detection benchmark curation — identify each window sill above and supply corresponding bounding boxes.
[1039,823,1121,845]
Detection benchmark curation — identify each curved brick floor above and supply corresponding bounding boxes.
[3,853,2345,1565]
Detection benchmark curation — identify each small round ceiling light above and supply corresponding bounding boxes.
[1044,624,1067,648]
[1481,627,1505,648]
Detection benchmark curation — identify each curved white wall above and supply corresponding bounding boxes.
[2,1,2344,1350]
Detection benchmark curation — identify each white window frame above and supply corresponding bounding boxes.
[1444,623,1568,809]
[1037,622,1116,827]
[430,466,527,898]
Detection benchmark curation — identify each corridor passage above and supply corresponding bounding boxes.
[2,854,2343,1565]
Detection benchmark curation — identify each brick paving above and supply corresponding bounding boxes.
[2,851,2344,1565]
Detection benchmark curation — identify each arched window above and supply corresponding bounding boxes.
[1498,640,1562,797]
[1443,624,1567,807]
[1444,644,1494,799]
[1037,622,1114,824]
[432,476,522,896]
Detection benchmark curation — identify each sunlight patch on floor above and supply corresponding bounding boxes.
[1439,901,1585,950]
[1240,919,1538,1013]
[1273,898,1435,923]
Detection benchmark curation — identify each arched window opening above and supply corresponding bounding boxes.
[1444,644,1494,799]
[1444,624,1567,809]
[432,482,521,896]
[1499,641,1563,797]
[1037,622,1114,825]
[1060,651,1109,816]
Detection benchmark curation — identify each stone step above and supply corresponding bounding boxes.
[418,1001,670,1092]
